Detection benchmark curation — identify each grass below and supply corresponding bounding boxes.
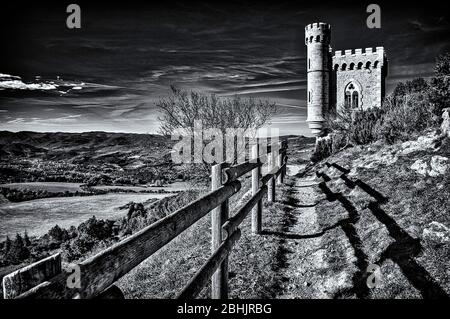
[312,134,450,298]
[116,178,288,299]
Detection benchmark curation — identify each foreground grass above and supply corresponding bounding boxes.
[313,133,450,298]
[117,178,288,299]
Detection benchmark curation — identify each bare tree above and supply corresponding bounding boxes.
[158,86,276,137]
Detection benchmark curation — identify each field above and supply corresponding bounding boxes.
[0,182,84,193]
[0,193,173,240]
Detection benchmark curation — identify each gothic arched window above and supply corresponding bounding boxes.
[352,91,359,108]
[349,63,355,70]
[365,61,371,69]
[344,82,361,109]
[357,62,363,70]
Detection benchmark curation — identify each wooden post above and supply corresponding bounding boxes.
[2,253,61,299]
[276,151,283,185]
[251,143,262,234]
[211,163,228,299]
[267,151,276,203]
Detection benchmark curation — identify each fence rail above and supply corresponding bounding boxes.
[3,140,288,299]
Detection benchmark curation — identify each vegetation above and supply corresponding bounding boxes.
[313,52,449,162]
[157,86,277,174]
[0,189,201,271]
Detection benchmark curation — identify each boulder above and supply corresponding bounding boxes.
[429,155,449,176]
[410,156,448,176]
[423,221,450,245]
[410,159,428,176]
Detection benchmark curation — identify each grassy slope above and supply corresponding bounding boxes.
[312,132,450,298]
[117,179,291,299]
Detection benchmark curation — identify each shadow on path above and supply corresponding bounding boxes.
[323,161,449,299]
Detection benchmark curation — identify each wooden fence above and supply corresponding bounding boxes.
[2,140,288,299]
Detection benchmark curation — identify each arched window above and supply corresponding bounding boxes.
[310,36,314,43]
[352,91,359,108]
[365,61,371,69]
[345,91,352,108]
[344,82,361,109]
[357,62,363,70]
[341,63,347,71]
[373,61,379,68]
[334,64,339,71]
[349,63,355,70]
[315,35,321,42]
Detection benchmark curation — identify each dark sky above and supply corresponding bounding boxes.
[0,1,449,135]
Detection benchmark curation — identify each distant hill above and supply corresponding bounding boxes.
[0,131,174,167]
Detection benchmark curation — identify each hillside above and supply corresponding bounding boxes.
[0,131,172,165]
[0,131,180,185]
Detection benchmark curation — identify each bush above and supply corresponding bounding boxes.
[429,53,450,116]
[377,92,436,144]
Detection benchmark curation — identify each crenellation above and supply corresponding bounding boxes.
[305,22,388,136]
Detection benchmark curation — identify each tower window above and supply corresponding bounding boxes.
[344,82,360,109]
[341,63,347,71]
[374,61,379,68]
[349,63,355,70]
[309,59,311,70]
[357,62,363,70]
[365,61,371,69]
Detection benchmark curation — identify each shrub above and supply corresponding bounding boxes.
[377,92,436,144]
[429,53,450,116]
[48,225,69,242]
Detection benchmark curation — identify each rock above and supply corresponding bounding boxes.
[411,159,428,176]
[410,156,448,176]
[429,156,449,176]
[400,132,438,155]
[423,222,450,245]
[441,108,450,138]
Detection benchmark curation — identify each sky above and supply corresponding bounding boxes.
[0,1,449,136]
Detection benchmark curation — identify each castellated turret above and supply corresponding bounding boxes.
[305,22,331,136]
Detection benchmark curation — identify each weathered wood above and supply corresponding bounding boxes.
[18,180,241,299]
[276,152,283,185]
[260,168,277,186]
[177,229,241,299]
[224,185,267,237]
[223,160,262,183]
[3,253,61,299]
[211,163,229,299]
[251,143,262,234]
[267,151,277,202]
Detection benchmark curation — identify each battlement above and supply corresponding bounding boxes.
[305,22,331,31]
[305,22,331,45]
[333,46,385,58]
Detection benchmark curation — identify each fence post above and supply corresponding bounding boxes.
[211,163,228,299]
[251,143,262,234]
[276,148,283,185]
[267,149,276,203]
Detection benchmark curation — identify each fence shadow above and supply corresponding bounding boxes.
[324,162,448,299]
[369,202,449,299]
[318,182,371,298]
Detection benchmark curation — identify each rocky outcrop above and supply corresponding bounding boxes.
[411,155,448,177]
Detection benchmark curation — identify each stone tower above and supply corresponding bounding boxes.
[305,22,331,136]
